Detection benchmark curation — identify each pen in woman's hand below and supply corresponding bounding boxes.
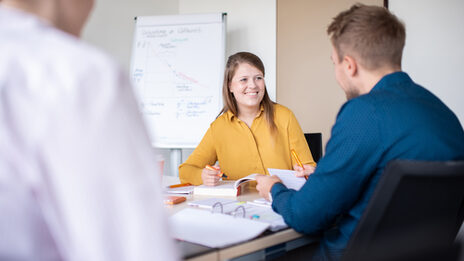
[205,165,228,179]
[291,149,308,180]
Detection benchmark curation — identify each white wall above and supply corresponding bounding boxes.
[82,0,178,71]
[392,1,464,255]
[179,0,277,101]
[390,0,464,125]
[277,0,383,148]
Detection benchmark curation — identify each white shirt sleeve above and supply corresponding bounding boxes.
[40,66,179,261]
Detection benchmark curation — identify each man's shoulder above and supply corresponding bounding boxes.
[0,8,117,74]
[5,29,120,84]
[44,29,119,74]
[0,24,128,113]
[338,96,378,118]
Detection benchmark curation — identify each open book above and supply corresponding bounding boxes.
[234,171,306,191]
[193,171,306,197]
[193,173,260,197]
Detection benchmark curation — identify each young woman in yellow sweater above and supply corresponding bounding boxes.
[179,52,316,185]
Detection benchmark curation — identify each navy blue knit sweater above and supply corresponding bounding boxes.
[271,72,464,260]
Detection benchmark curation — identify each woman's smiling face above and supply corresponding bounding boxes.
[229,62,265,113]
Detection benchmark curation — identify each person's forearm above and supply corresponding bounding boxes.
[271,183,326,235]
[179,164,203,185]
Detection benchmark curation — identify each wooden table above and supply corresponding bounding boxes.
[163,175,318,261]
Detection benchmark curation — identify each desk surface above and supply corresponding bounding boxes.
[163,175,317,261]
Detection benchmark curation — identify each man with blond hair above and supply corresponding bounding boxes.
[0,1,178,260]
[256,4,464,260]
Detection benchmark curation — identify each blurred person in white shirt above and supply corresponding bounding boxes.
[0,0,178,260]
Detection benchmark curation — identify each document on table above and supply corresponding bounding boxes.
[170,208,270,248]
[268,168,306,190]
[187,198,237,209]
[240,203,287,231]
[185,198,287,232]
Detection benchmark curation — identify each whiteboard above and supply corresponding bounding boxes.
[130,13,226,148]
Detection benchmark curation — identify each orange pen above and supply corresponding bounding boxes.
[205,165,228,179]
[291,149,308,180]
[168,183,192,188]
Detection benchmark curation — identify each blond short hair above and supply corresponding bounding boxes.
[327,4,406,70]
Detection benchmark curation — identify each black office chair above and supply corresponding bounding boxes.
[304,133,322,163]
[342,160,464,261]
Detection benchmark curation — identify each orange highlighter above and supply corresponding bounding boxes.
[205,165,228,179]
[291,149,308,180]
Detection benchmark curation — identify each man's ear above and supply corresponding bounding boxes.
[343,55,358,77]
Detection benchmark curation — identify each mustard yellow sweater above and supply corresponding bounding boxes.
[179,104,315,185]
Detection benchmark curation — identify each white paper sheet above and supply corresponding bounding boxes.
[187,198,237,209]
[170,208,270,248]
[239,203,288,231]
[268,168,306,191]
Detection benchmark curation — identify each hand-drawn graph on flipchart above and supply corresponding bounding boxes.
[131,13,226,148]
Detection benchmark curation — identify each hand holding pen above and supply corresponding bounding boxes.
[201,164,228,186]
[291,149,315,180]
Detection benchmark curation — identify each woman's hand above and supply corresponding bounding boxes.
[201,166,222,186]
[294,164,315,178]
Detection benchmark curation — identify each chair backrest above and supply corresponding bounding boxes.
[342,160,464,261]
[304,133,322,163]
